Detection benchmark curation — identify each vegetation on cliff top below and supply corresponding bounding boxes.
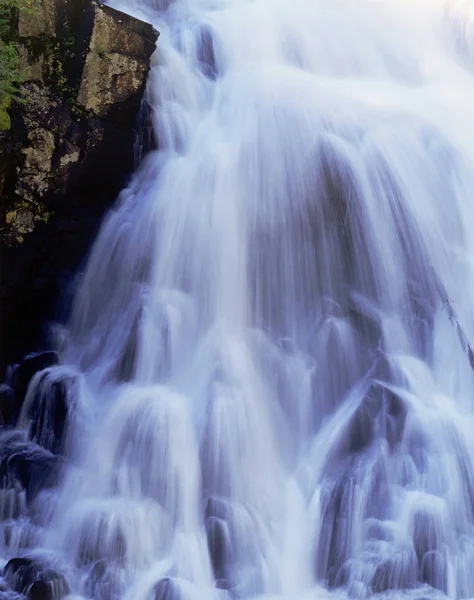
[0,0,33,130]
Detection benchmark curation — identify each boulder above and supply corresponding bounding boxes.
[0,433,63,506]
[206,516,231,583]
[11,352,58,412]
[4,556,69,600]
[84,560,125,600]
[0,0,158,370]
[20,368,79,454]
[18,0,55,38]
[153,577,182,600]
[77,3,157,122]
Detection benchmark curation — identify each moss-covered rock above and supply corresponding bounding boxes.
[0,93,12,130]
[0,0,158,370]
[18,0,55,38]
[78,3,156,120]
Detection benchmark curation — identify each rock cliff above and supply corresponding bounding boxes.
[0,0,158,371]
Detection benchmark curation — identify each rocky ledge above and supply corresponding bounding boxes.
[0,0,158,371]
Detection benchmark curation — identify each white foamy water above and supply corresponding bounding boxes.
[9,0,474,598]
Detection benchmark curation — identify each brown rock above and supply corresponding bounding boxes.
[18,0,56,38]
[0,0,158,370]
[77,3,158,120]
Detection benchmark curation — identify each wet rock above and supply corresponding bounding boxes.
[21,369,79,454]
[3,520,41,552]
[197,26,217,79]
[316,467,356,586]
[363,452,391,521]
[204,497,263,593]
[205,497,232,522]
[412,510,442,560]
[115,313,141,382]
[0,434,62,506]
[370,546,418,593]
[14,351,58,385]
[0,485,27,522]
[76,516,127,566]
[344,385,407,456]
[11,352,58,417]
[84,560,125,600]
[318,447,395,587]
[153,577,181,600]
[385,392,407,448]
[421,550,447,593]
[0,385,15,426]
[4,557,69,600]
[411,510,446,592]
[204,497,234,585]
[206,516,231,582]
[346,392,381,454]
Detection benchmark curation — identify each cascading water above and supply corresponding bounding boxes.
[5,0,474,598]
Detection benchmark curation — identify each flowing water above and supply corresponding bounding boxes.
[6,0,474,598]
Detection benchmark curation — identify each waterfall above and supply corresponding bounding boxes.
[7,0,474,598]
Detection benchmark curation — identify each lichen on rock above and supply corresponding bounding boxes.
[17,0,55,38]
[77,3,158,120]
[78,51,148,116]
[0,0,158,369]
[2,1,158,235]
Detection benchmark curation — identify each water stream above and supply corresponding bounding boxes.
[6,0,474,598]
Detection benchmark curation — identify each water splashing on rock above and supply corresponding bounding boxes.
[4,0,474,598]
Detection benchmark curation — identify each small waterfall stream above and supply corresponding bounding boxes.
[5,0,474,598]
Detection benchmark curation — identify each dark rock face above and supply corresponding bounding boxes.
[153,577,181,600]
[84,559,125,600]
[0,384,15,426]
[77,3,158,121]
[0,433,63,506]
[19,367,79,454]
[4,556,69,600]
[0,0,158,372]
[207,516,231,583]
[341,384,407,457]
[9,352,59,423]
[197,26,217,80]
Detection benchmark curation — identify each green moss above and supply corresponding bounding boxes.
[0,91,11,130]
[0,109,11,130]
[0,0,35,130]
